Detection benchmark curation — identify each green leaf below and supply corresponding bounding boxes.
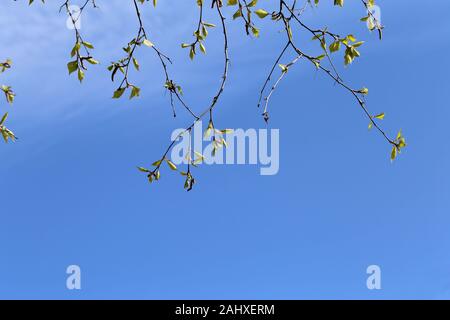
[0,113,8,126]
[254,9,269,19]
[77,69,85,82]
[374,113,385,120]
[67,61,78,75]
[165,159,177,171]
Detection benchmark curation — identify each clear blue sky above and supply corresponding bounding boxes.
[0,0,449,299]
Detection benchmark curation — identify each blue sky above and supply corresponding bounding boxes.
[0,0,449,299]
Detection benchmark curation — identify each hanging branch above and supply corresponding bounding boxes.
[61,0,100,82]
[139,0,231,191]
[257,0,406,164]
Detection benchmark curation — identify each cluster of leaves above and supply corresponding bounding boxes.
[317,0,383,37]
[324,34,365,65]
[391,130,407,161]
[204,121,233,157]
[109,38,154,99]
[181,0,217,60]
[138,157,195,191]
[67,40,99,82]
[140,123,232,191]
[226,0,269,37]
[360,0,384,39]
[0,59,16,143]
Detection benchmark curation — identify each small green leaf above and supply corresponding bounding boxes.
[166,159,177,171]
